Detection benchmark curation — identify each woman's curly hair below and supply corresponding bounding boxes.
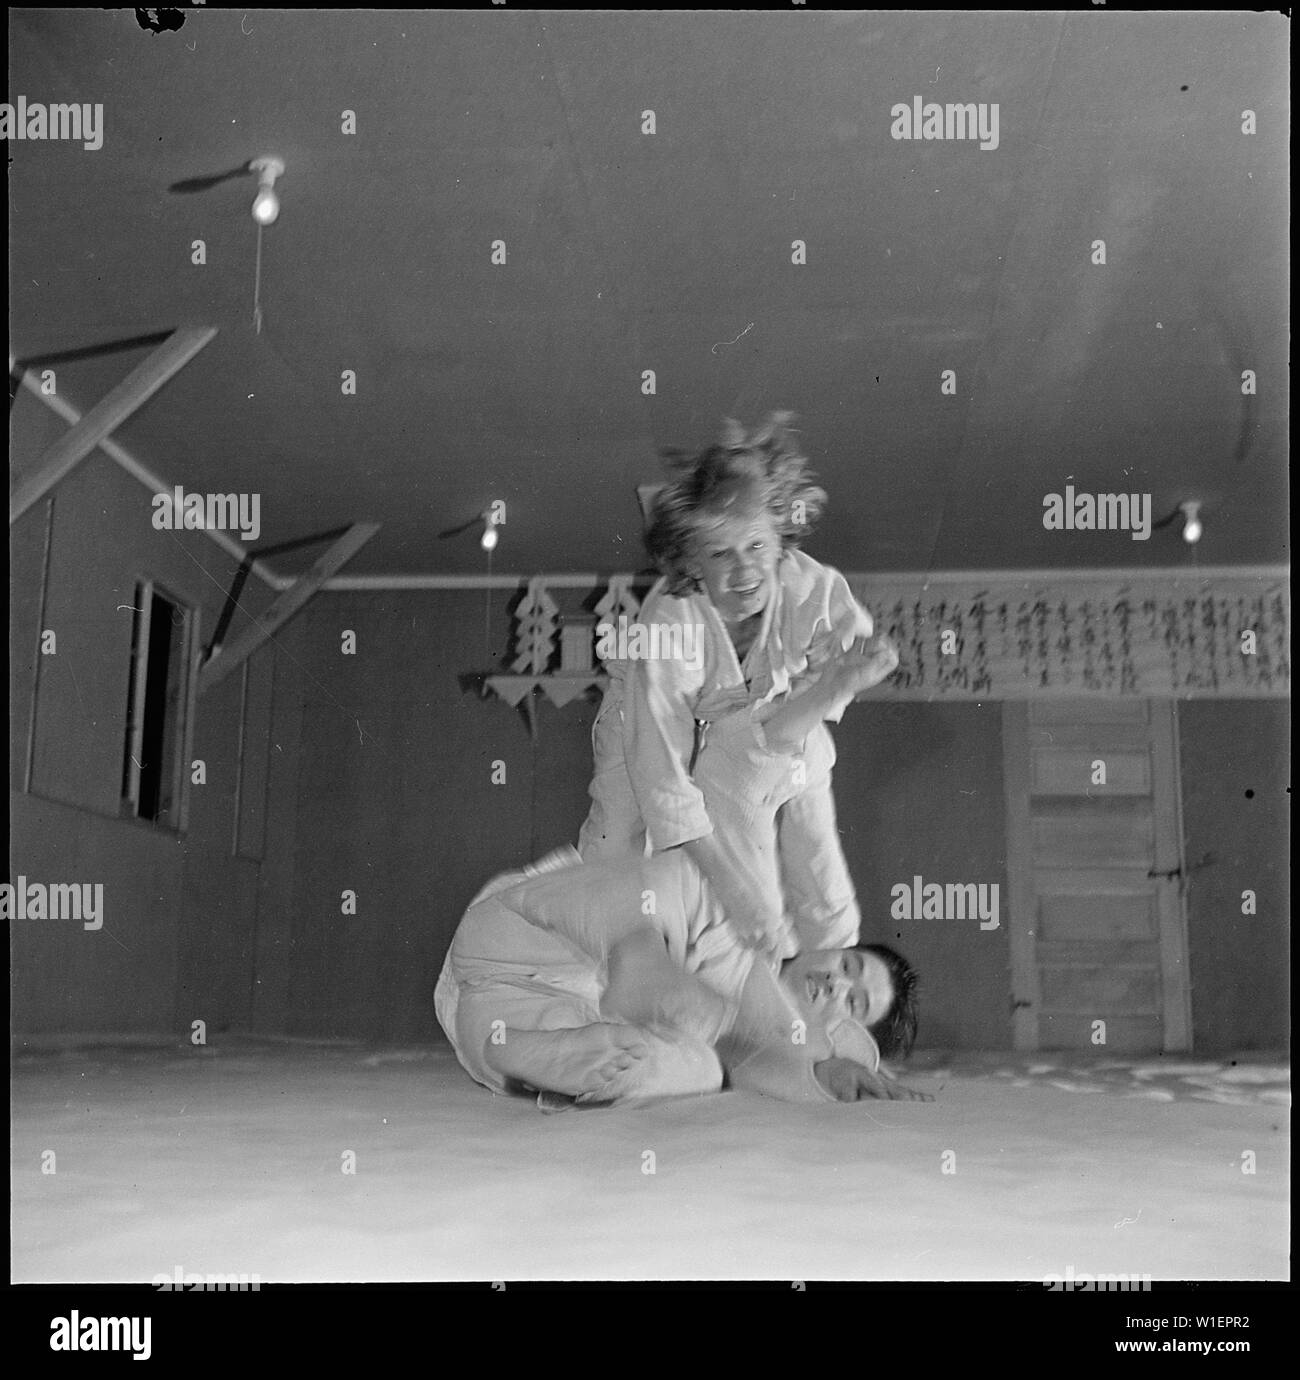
[645,412,828,596]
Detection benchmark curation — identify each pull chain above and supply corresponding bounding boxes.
[252,221,265,335]
[484,547,493,664]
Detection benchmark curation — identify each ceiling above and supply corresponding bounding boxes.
[9,9,1288,576]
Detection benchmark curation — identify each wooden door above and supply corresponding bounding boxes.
[1002,699,1191,1052]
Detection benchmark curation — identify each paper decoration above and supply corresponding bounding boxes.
[510,578,561,675]
[485,571,1287,713]
[592,574,643,642]
[560,614,597,673]
[850,573,1289,699]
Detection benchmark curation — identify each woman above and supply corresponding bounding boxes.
[578,412,899,958]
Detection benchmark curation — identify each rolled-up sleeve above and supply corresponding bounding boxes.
[623,647,714,852]
[807,570,873,664]
[791,569,875,725]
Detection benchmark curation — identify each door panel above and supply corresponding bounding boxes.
[1038,889,1157,942]
[1031,748,1152,794]
[1003,699,1191,1052]
[1036,1014,1167,1050]
[1030,808,1154,866]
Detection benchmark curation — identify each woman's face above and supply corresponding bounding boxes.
[687,508,781,625]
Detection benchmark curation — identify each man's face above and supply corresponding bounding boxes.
[782,949,894,1033]
[687,508,781,625]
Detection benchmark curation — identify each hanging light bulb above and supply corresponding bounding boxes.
[1180,501,1203,545]
[252,186,279,225]
[248,156,285,225]
[481,516,499,551]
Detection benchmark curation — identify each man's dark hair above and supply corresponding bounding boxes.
[854,942,919,1060]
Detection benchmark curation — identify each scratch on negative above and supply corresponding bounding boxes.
[102,927,134,956]
[711,323,754,355]
[1114,1208,1143,1229]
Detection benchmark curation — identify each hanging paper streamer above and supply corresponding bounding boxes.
[592,574,643,662]
[510,577,561,675]
[849,572,1289,699]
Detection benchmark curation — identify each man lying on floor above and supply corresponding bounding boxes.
[434,846,930,1107]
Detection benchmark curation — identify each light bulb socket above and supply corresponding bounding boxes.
[249,156,285,189]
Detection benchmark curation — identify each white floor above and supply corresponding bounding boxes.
[12,1038,1289,1282]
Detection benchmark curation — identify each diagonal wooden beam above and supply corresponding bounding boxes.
[10,325,217,523]
[198,522,381,694]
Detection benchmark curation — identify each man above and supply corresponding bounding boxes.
[434,846,929,1107]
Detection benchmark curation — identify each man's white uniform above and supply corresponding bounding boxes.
[435,848,750,1100]
[435,848,879,1105]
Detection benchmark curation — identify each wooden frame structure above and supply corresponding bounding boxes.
[197,522,381,694]
[9,326,217,523]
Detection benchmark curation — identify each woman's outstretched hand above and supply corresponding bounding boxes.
[831,634,900,699]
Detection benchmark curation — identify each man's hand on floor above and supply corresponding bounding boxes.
[815,1057,934,1102]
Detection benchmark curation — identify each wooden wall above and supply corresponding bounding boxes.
[265,592,1286,1053]
[9,386,1287,1051]
[1179,700,1290,1051]
[9,390,279,1037]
